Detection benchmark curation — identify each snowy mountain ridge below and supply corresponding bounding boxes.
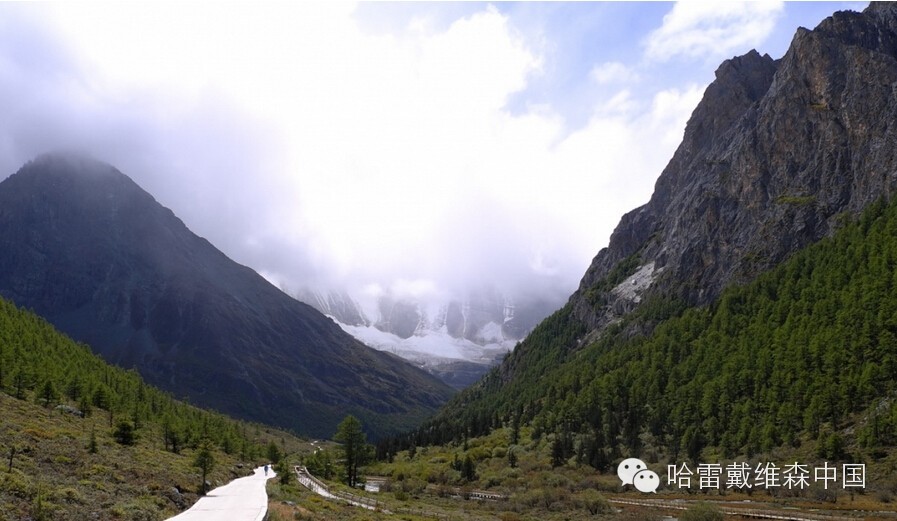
[297,286,561,389]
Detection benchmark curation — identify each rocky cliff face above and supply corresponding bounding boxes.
[296,288,372,328]
[572,2,897,334]
[0,153,454,438]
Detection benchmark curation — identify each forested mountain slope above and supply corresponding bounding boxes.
[400,3,897,467]
[0,295,308,520]
[416,198,897,463]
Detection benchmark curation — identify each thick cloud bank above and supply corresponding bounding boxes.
[0,3,730,310]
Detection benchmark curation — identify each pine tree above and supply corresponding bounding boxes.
[193,438,216,495]
[113,420,137,446]
[36,379,59,408]
[510,410,521,445]
[7,445,16,472]
[78,393,92,417]
[551,436,565,467]
[266,440,282,464]
[462,454,476,482]
[92,385,111,410]
[65,377,82,401]
[12,368,29,399]
[277,459,292,485]
[507,446,518,468]
[333,415,368,487]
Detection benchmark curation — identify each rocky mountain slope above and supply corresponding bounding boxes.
[0,153,454,439]
[573,2,897,337]
[415,2,897,451]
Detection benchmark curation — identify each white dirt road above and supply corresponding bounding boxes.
[166,466,275,521]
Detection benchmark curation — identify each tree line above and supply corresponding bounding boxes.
[0,295,285,463]
[382,197,897,468]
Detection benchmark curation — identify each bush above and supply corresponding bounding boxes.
[517,487,568,510]
[400,477,426,494]
[679,502,724,521]
[51,487,85,505]
[1,470,33,498]
[517,488,544,508]
[277,460,293,485]
[112,420,137,446]
[813,485,839,503]
[574,489,611,515]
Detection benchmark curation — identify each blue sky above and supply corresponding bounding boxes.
[356,2,865,131]
[0,2,871,308]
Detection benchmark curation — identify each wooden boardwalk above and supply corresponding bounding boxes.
[294,466,385,512]
[609,497,873,520]
[293,466,887,520]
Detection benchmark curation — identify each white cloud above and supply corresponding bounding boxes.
[590,61,640,85]
[1,3,706,308]
[392,279,440,300]
[650,85,707,149]
[645,1,784,62]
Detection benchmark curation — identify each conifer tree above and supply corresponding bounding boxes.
[12,368,29,399]
[266,440,282,464]
[193,438,216,495]
[333,415,368,487]
[462,454,476,481]
[113,419,137,446]
[36,379,59,408]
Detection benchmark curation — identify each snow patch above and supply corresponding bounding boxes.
[337,321,511,367]
[611,262,658,303]
[476,321,505,344]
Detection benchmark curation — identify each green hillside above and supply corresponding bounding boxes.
[0,296,313,520]
[404,198,897,473]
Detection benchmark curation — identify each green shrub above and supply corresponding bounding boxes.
[50,487,84,505]
[112,420,136,446]
[574,489,611,515]
[1,471,32,498]
[680,502,724,521]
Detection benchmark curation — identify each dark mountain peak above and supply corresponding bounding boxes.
[862,0,897,28]
[3,152,165,226]
[784,3,897,61]
[574,49,778,306]
[25,151,120,177]
[10,152,145,201]
[713,49,775,85]
[0,155,453,438]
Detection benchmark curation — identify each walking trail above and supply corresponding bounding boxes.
[166,466,276,521]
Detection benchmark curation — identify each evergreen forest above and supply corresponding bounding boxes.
[393,198,897,472]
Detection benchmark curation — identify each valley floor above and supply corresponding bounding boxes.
[266,464,897,521]
[264,426,897,521]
